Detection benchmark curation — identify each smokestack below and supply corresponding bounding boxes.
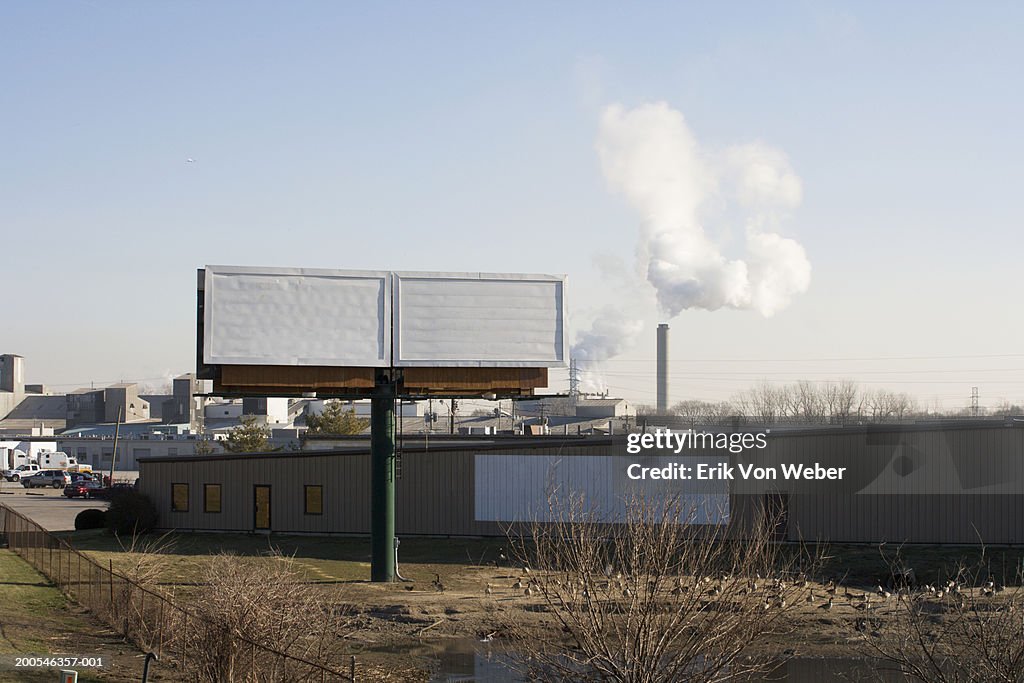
[656,324,669,414]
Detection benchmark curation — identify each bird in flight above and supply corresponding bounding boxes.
[186,158,195,163]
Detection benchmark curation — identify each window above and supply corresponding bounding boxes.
[171,483,189,512]
[304,485,323,515]
[204,484,221,513]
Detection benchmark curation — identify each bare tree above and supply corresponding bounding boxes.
[990,401,1022,417]
[792,380,825,423]
[504,492,821,682]
[735,382,788,425]
[867,548,1024,682]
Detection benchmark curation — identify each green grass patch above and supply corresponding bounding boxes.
[62,529,1024,590]
[0,550,111,681]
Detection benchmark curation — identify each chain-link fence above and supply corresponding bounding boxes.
[0,504,355,682]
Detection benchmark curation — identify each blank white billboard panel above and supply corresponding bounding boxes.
[204,266,390,367]
[394,272,566,367]
[474,455,729,526]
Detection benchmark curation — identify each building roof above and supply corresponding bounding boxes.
[575,398,627,407]
[3,395,66,421]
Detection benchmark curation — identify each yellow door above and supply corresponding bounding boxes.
[254,485,271,530]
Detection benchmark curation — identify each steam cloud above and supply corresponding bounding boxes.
[570,307,644,394]
[596,102,812,317]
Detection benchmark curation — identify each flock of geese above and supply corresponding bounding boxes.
[479,568,1011,615]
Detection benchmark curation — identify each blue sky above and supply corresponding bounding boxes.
[4,2,1023,409]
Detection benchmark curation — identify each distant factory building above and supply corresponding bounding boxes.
[574,398,635,419]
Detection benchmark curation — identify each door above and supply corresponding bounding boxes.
[254,485,271,531]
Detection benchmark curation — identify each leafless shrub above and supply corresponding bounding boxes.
[168,551,352,682]
[867,547,1024,682]
[109,532,176,649]
[503,492,821,682]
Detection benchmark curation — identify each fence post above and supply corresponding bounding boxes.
[109,559,115,623]
[157,598,164,658]
[180,613,188,671]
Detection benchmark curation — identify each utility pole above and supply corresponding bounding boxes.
[569,357,579,406]
[108,407,122,485]
[971,387,979,417]
[449,398,456,435]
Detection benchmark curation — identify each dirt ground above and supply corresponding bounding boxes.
[57,532,1024,679]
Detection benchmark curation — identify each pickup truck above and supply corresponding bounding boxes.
[2,463,41,482]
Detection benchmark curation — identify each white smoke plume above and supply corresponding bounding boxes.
[571,307,644,394]
[596,102,811,318]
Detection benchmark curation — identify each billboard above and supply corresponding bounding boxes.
[203,266,390,367]
[393,272,566,368]
[202,266,567,370]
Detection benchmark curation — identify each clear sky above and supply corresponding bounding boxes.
[3,1,1023,410]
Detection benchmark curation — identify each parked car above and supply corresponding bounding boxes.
[64,480,104,499]
[22,470,71,489]
[2,463,40,482]
[91,482,135,500]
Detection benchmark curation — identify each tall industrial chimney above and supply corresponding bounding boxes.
[656,324,669,414]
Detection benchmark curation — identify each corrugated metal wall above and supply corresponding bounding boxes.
[139,425,1024,543]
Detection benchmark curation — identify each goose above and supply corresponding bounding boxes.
[512,579,524,589]
[819,597,834,610]
[805,590,815,603]
[433,574,445,592]
[485,584,493,595]
[524,586,533,597]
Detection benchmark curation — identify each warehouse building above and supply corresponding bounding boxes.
[137,420,1024,544]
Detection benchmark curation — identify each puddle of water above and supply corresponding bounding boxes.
[413,638,906,683]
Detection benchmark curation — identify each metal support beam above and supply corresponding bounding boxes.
[370,376,396,582]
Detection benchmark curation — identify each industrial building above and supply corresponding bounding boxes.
[138,420,1024,544]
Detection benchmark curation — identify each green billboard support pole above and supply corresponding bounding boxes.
[370,376,396,582]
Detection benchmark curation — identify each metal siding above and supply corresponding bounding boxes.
[138,427,1024,542]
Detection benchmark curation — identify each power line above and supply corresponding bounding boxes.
[591,353,1024,363]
